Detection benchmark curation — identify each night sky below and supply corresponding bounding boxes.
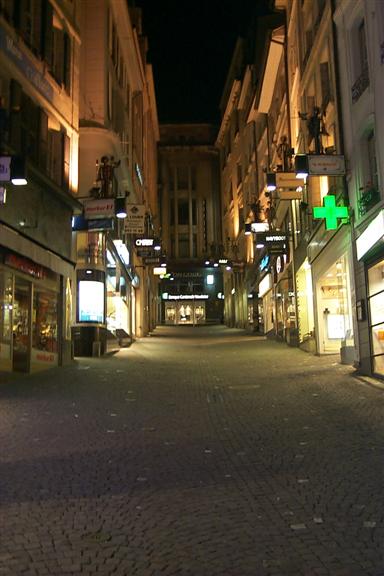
[135,0,271,125]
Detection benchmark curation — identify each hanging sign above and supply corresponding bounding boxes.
[83,198,115,219]
[308,155,345,175]
[124,204,145,234]
[0,156,11,181]
[313,195,349,230]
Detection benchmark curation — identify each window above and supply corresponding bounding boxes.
[178,198,189,225]
[178,234,189,258]
[43,6,72,92]
[320,62,332,110]
[177,166,188,189]
[352,19,369,103]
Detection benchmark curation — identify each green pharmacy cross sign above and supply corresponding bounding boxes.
[313,195,349,230]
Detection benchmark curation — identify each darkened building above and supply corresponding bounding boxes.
[158,124,224,325]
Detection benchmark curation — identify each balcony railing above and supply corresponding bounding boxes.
[351,67,370,104]
[358,185,380,217]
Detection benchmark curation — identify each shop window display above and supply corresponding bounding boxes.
[317,256,353,353]
[32,289,58,352]
[0,271,13,365]
[368,260,384,375]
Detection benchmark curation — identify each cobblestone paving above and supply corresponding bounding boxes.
[0,325,383,576]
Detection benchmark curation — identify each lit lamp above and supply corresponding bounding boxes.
[294,155,309,179]
[154,239,161,251]
[115,197,127,218]
[266,172,277,191]
[245,222,252,235]
[11,156,27,185]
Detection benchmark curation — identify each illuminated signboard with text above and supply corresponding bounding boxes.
[78,281,105,323]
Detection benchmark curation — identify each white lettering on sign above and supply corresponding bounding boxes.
[265,235,286,242]
[135,238,154,247]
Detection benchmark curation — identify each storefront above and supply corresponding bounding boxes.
[296,258,315,352]
[355,209,384,377]
[164,297,206,325]
[258,272,274,336]
[0,249,69,373]
[309,225,355,362]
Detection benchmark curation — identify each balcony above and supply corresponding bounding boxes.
[358,184,380,217]
[351,67,370,104]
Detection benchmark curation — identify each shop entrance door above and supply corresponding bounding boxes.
[13,278,31,372]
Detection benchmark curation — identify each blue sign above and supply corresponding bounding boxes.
[259,255,270,272]
[0,25,54,102]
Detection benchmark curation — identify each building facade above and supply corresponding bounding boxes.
[73,0,159,356]
[0,1,81,372]
[218,0,357,366]
[158,124,224,325]
[334,0,384,376]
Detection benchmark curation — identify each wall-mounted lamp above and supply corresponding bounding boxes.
[160,256,167,268]
[11,156,28,186]
[153,239,161,251]
[115,197,127,219]
[245,222,252,235]
[294,155,309,179]
[266,172,277,191]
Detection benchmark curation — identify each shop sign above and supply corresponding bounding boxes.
[5,252,45,278]
[136,248,153,257]
[258,274,272,297]
[144,256,161,265]
[83,198,115,219]
[275,173,305,189]
[153,267,166,275]
[0,156,11,181]
[268,244,286,255]
[277,189,302,200]
[164,294,209,300]
[135,238,154,247]
[308,155,345,175]
[356,209,384,260]
[313,195,349,230]
[259,255,270,272]
[88,218,114,231]
[124,204,145,234]
[275,255,285,275]
[251,222,269,233]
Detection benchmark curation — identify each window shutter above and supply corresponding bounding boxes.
[9,79,22,152]
[38,108,48,172]
[63,132,70,191]
[42,0,53,67]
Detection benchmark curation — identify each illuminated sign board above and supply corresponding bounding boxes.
[78,281,105,323]
[251,222,269,233]
[135,238,154,247]
[258,274,272,297]
[356,210,384,260]
[313,195,349,230]
[259,255,270,272]
[162,294,209,300]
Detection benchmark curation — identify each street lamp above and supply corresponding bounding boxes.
[115,197,127,218]
[266,172,277,191]
[294,155,309,179]
[11,156,28,185]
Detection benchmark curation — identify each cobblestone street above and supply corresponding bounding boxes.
[0,325,383,576]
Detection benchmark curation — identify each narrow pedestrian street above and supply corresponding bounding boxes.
[0,326,383,576]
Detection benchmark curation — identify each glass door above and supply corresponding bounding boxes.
[13,278,31,372]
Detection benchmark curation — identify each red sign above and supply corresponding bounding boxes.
[5,253,45,278]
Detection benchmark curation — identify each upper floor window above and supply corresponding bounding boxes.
[351,19,369,103]
[358,130,379,217]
